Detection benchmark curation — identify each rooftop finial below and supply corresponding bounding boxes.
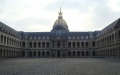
[58,6,63,19]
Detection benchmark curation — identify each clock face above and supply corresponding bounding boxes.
[57,36,60,39]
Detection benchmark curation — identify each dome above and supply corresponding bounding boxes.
[51,8,69,32]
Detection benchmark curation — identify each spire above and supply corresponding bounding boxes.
[58,6,63,19]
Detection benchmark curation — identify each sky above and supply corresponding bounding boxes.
[0,0,120,32]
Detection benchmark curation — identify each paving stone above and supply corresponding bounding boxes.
[0,58,120,75]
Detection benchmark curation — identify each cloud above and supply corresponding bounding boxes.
[0,0,120,32]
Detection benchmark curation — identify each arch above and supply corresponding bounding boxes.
[1,34,3,43]
[57,42,60,47]
[73,42,76,48]
[4,36,6,44]
[93,51,96,56]
[33,51,36,57]
[77,42,80,48]
[0,49,2,58]
[38,42,41,48]
[73,51,76,56]
[68,51,71,56]
[22,51,25,57]
[86,42,88,47]
[81,42,84,47]
[92,41,95,47]
[38,51,41,57]
[42,51,45,57]
[42,42,45,48]
[77,51,80,56]
[118,30,120,39]
[86,51,89,56]
[46,42,49,48]
[81,51,84,56]
[34,42,36,48]
[7,37,9,45]
[29,51,32,57]
[22,41,26,47]
[46,51,49,57]
[68,42,71,48]
[29,42,32,48]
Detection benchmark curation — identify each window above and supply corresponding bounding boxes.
[38,37,41,39]
[68,37,71,39]
[86,36,88,39]
[43,36,45,39]
[47,36,49,39]
[77,36,79,39]
[81,36,84,39]
[34,37,36,40]
[73,36,75,39]
[30,37,32,40]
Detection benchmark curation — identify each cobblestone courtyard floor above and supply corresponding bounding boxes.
[0,58,120,75]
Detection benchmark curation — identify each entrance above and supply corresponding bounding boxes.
[57,51,60,57]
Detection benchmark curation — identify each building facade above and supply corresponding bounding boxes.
[0,10,120,58]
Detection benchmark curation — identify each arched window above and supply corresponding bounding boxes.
[29,42,32,48]
[34,42,36,48]
[57,42,60,47]
[38,42,41,48]
[86,42,88,47]
[77,42,80,48]
[81,42,84,47]
[118,30,120,39]
[92,41,95,47]
[68,51,71,56]
[22,42,26,47]
[73,42,75,48]
[68,42,71,48]
[46,42,49,48]
[42,42,45,48]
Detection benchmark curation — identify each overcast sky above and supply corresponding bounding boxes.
[0,0,120,32]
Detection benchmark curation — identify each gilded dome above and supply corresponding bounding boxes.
[52,9,69,32]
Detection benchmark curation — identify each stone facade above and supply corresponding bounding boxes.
[0,10,120,58]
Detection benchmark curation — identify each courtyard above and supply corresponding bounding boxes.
[0,58,120,75]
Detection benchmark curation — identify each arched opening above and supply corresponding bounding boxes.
[93,51,96,56]
[29,51,32,57]
[68,42,71,48]
[7,37,9,45]
[77,51,80,56]
[81,51,84,56]
[22,42,25,47]
[81,42,84,48]
[33,51,36,57]
[86,42,88,47]
[118,30,120,39]
[46,51,49,57]
[73,51,76,56]
[0,49,2,58]
[42,42,45,48]
[1,35,3,43]
[73,42,76,48]
[38,42,41,48]
[86,51,89,56]
[46,42,49,48]
[38,51,41,57]
[42,51,45,57]
[68,51,71,56]
[57,51,60,57]
[57,42,60,47]
[29,42,32,48]
[77,42,80,48]
[22,51,25,57]
[92,41,95,47]
[34,42,36,48]
[4,36,6,44]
